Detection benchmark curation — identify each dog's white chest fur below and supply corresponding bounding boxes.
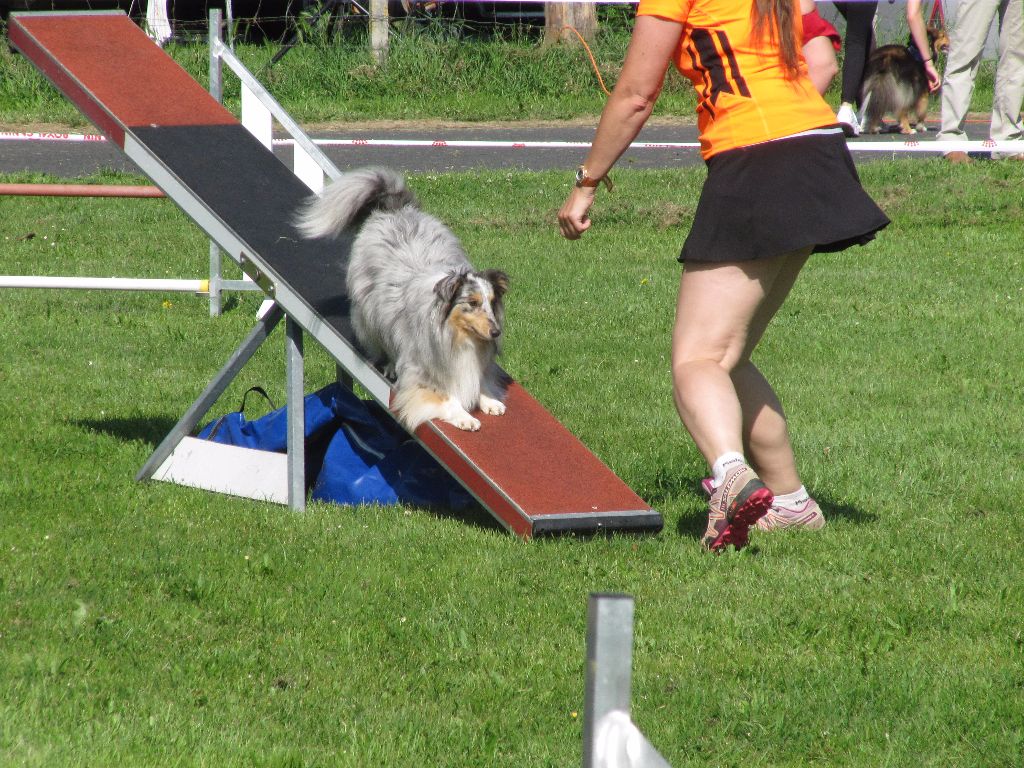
[447,342,489,410]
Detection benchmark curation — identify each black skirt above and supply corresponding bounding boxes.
[680,129,890,263]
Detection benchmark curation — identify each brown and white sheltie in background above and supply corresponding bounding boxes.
[295,166,510,432]
[859,26,950,134]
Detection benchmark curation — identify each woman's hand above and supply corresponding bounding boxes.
[555,15,682,241]
[558,185,598,240]
[906,0,941,93]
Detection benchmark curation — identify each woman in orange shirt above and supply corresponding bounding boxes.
[558,0,888,552]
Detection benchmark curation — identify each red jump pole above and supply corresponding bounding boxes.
[0,183,165,198]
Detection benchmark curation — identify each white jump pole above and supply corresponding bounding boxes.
[0,276,209,292]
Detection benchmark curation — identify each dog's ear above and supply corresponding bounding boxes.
[482,269,510,298]
[434,271,468,305]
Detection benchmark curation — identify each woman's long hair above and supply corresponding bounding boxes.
[751,0,801,79]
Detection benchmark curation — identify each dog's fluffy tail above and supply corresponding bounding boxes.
[859,91,872,124]
[860,73,902,126]
[294,166,417,239]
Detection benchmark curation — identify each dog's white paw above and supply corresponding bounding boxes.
[440,398,481,431]
[447,414,481,431]
[479,395,506,416]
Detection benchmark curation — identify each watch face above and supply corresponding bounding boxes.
[575,168,586,183]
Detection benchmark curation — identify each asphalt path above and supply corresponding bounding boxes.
[0,117,994,178]
[0,121,698,177]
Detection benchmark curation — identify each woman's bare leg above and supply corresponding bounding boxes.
[730,248,811,493]
[671,248,812,491]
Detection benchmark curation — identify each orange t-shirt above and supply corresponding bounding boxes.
[638,0,837,158]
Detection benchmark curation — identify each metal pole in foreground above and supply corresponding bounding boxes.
[583,594,671,768]
[584,593,635,767]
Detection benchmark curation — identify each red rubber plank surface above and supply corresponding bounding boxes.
[417,383,656,536]
[9,12,235,146]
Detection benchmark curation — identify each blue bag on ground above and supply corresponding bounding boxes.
[198,382,476,511]
[197,386,334,452]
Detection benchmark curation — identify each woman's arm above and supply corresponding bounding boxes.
[800,0,840,95]
[906,0,941,92]
[558,14,684,240]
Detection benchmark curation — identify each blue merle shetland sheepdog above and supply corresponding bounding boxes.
[295,166,509,432]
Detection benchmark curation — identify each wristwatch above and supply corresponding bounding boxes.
[575,165,614,191]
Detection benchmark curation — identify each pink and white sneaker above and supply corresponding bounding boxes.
[700,478,825,531]
[757,497,825,531]
[701,464,773,552]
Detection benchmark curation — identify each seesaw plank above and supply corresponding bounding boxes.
[10,11,662,537]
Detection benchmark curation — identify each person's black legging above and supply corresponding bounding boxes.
[834,1,878,106]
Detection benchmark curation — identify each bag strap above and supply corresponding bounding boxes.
[239,385,277,414]
[203,386,277,442]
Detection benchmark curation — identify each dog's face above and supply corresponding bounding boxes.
[435,269,509,343]
[927,26,951,57]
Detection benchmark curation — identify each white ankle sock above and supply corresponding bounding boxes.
[772,486,810,509]
[710,452,746,489]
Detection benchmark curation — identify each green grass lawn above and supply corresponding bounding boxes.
[1,159,1022,766]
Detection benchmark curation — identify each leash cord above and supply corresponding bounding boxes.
[563,25,612,97]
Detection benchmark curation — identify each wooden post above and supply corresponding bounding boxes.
[544,1,597,47]
[370,0,389,64]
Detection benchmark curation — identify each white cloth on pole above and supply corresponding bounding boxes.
[145,0,172,46]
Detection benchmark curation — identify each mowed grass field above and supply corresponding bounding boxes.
[0,159,1022,767]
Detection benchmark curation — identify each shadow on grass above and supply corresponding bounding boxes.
[74,413,509,533]
[423,503,507,534]
[642,470,706,506]
[74,414,181,447]
[811,492,877,526]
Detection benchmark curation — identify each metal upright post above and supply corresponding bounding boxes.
[209,10,223,102]
[583,594,671,768]
[225,0,234,48]
[286,316,306,511]
[208,9,224,317]
[584,594,635,767]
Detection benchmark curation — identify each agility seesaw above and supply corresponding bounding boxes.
[9,10,662,538]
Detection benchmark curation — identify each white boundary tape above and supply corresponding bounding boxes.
[0,131,107,142]
[1,131,1017,155]
[273,137,1019,154]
